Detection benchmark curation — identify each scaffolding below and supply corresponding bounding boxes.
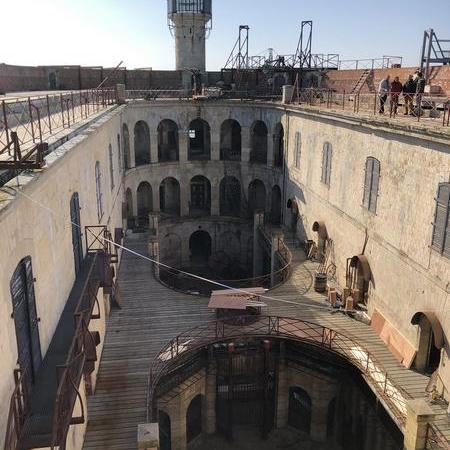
[420,29,450,83]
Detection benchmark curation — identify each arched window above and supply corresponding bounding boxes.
[250,121,268,164]
[160,177,181,216]
[288,386,312,434]
[321,142,332,186]
[248,179,266,214]
[190,176,211,215]
[134,121,151,166]
[122,124,130,169]
[220,119,241,161]
[158,119,179,162]
[188,119,211,161]
[294,132,301,170]
[363,157,380,213]
[108,144,114,190]
[273,123,284,168]
[431,183,450,257]
[220,176,241,216]
[95,161,103,221]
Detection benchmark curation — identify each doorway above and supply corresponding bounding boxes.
[70,193,83,275]
[10,257,42,381]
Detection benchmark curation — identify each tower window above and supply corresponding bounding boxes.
[431,183,450,258]
[321,142,332,186]
[362,157,380,213]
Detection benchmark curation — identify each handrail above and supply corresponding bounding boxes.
[3,368,31,450]
[146,316,411,429]
[426,423,449,449]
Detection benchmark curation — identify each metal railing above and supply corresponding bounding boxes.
[126,89,190,101]
[3,369,31,450]
[338,56,403,70]
[426,423,450,449]
[0,89,116,154]
[146,316,410,428]
[51,252,101,449]
[292,88,450,127]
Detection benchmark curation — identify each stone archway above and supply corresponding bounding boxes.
[186,395,203,443]
[188,119,211,161]
[288,386,312,434]
[220,119,241,161]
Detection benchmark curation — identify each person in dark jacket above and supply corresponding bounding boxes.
[415,72,426,111]
[390,76,403,115]
[403,75,416,115]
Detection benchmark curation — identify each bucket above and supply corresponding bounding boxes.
[314,272,327,293]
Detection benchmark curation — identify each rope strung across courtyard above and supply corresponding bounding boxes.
[2,186,336,312]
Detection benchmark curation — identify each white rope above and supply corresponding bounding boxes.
[2,186,333,312]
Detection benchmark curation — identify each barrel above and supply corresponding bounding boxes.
[314,272,327,293]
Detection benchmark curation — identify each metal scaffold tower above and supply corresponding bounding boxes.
[420,28,450,82]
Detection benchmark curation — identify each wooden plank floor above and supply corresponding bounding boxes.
[82,232,450,449]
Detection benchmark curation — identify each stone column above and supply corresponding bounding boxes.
[179,130,188,163]
[253,211,265,277]
[138,423,160,450]
[211,176,220,216]
[267,131,274,168]
[310,382,334,443]
[404,399,435,450]
[204,352,217,434]
[241,126,251,163]
[211,127,220,161]
[152,187,160,213]
[170,402,187,450]
[276,343,289,428]
[150,130,158,164]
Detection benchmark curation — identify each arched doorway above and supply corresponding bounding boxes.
[70,193,83,275]
[122,124,131,169]
[220,176,241,217]
[10,257,42,381]
[248,179,266,214]
[134,121,150,166]
[137,182,153,226]
[412,312,443,374]
[188,119,211,161]
[159,410,171,450]
[346,255,371,304]
[158,119,179,162]
[270,185,282,225]
[273,123,284,168]
[160,177,181,216]
[250,121,268,164]
[288,386,312,434]
[189,231,212,266]
[220,119,241,161]
[186,395,202,443]
[190,176,211,216]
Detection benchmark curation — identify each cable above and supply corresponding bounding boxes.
[3,186,333,312]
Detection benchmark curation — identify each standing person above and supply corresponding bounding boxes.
[403,75,416,115]
[390,76,403,115]
[415,72,426,111]
[378,75,391,114]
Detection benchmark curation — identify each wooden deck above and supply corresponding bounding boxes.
[82,232,450,449]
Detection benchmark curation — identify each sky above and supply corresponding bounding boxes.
[2,0,450,70]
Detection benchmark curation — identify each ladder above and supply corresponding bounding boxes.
[350,69,373,94]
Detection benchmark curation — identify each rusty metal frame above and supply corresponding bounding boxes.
[426,423,449,449]
[146,316,411,429]
[0,132,46,170]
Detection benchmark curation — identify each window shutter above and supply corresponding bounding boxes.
[363,158,373,209]
[369,159,380,213]
[321,145,327,183]
[432,184,450,254]
[326,146,332,185]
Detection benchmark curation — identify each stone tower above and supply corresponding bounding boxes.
[167,0,212,87]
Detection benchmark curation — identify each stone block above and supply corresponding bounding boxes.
[138,423,159,450]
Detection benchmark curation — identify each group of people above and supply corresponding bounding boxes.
[378,70,426,115]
